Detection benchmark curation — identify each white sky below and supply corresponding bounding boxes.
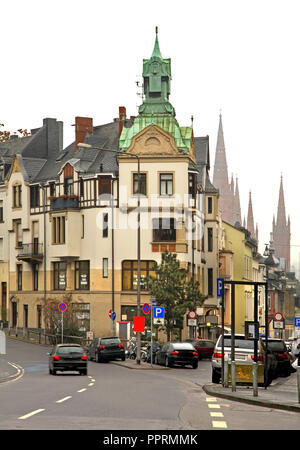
[2,0,300,271]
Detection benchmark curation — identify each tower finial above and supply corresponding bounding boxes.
[152,26,162,59]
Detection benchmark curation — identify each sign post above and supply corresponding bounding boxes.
[58,302,67,343]
[150,297,156,367]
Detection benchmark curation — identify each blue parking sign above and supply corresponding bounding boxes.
[153,306,165,319]
[294,317,300,327]
[217,278,224,297]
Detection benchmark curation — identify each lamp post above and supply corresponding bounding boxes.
[78,143,142,365]
[39,182,47,332]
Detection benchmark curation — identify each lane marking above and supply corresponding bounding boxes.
[210,412,224,417]
[88,382,94,386]
[18,409,45,420]
[208,404,221,409]
[77,388,87,393]
[206,397,217,402]
[212,421,228,429]
[56,396,72,403]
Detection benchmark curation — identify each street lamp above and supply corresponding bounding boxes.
[78,143,142,365]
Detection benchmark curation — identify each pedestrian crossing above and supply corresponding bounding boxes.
[206,397,228,429]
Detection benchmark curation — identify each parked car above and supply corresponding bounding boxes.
[263,338,292,377]
[155,342,199,368]
[211,334,277,385]
[185,339,215,359]
[88,337,125,362]
[48,343,88,375]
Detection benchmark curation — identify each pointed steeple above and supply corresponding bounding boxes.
[234,176,241,225]
[213,113,235,225]
[247,191,255,238]
[272,175,290,271]
[151,26,163,59]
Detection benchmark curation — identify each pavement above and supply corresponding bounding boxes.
[1,341,300,414]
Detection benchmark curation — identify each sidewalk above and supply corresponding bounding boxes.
[111,358,170,370]
[203,371,300,413]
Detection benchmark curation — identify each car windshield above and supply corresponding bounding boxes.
[101,338,121,345]
[57,346,83,354]
[219,337,254,349]
[173,343,195,350]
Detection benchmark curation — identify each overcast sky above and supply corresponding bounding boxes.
[2,0,300,271]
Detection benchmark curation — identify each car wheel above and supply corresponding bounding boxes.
[80,369,88,376]
[192,362,198,369]
[155,354,159,365]
[165,357,172,368]
[96,353,100,363]
[212,368,220,384]
[49,367,52,375]
[52,369,57,376]
[121,357,125,361]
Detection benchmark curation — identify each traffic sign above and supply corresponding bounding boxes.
[274,312,283,321]
[188,310,197,320]
[58,302,67,312]
[111,311,116,321]
[294,317,300,327]
[153,306,165,319]
[108,309,112,319]
[217,278,224,297]
[153,318,164,325]
[143,303,150,315]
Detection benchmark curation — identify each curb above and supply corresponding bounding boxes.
[111,360,170,370]
[0,361,24,384]
[202,383,300,414]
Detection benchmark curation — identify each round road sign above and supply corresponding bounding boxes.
[143,303,150,315]
[274,312,283,321]
[108,309,112,318]
[188,310,197,319]
[58,302,67,312]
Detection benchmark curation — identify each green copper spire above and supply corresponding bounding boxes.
[152,26,163,59]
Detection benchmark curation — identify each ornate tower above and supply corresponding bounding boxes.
[272,175,290,271]
[247,191,258,240]
[213,113,235,224]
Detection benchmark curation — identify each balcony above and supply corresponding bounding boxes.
[17,243,43,262]
[50,195,79,211]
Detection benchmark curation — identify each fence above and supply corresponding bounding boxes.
[6,327,92,348]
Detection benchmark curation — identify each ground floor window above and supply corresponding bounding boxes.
[72,303,90,332]
[53,262,66,290]
[75,260,90,290]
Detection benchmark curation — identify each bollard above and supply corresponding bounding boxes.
[224,355,229,388]
[231,361,236,392]
[297,366,300,404]
[252,362,258,397]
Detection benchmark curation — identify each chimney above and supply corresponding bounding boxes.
[43,118,64,156]
[119,106,126,137]
[75,117,93,149]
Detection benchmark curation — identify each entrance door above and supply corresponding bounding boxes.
[1,282,7,320]
[12,302,17,328]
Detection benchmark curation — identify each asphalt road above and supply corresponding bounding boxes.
[1,338,300,432]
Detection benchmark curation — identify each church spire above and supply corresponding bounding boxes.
[151,26,163,59]
[247,191,255,238]
[234,176,241,225]
[272,175,290,271]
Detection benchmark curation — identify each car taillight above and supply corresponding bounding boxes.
[278,352,287,359]
[98,345,106,350]
[193,352,198,356]
[171,351,179,355]
[213,352,222,358]
[119,344,124,349]
[53,355,60,360]
[81,355,87,360]
[251,355,264,362]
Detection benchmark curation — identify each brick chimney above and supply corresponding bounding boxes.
[75,117,93,149]
[119,106,126,137]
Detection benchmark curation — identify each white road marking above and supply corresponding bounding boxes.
[77,388,87,393]
[56,396,72,403]
[212,421,228,429]
[210,412,224,417]
[206,397,217,402]
[88,382,94,386]
[208,404,221,409]
[18,409,45,420]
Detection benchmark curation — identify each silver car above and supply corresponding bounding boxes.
[211,334,265,384]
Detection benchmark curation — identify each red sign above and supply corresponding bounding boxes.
[133,316,145,333]
[143,303,150,314]
[274,312,283,321]
[188,310,197,319]
[108,309,112,318]
[58,302,67,312]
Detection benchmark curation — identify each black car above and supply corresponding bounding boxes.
[263,338,292,377]
[48,344,88,375]
[155,342,198,368]
[88,337,125,362]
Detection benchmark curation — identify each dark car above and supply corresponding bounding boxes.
[48,344,88,375]
[186,339,215,359]
[88,337,125,363]
[155,342,198,368]
[263,338,292,377]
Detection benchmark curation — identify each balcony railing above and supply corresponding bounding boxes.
[17,243,43,261]
[50,195,79,210]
